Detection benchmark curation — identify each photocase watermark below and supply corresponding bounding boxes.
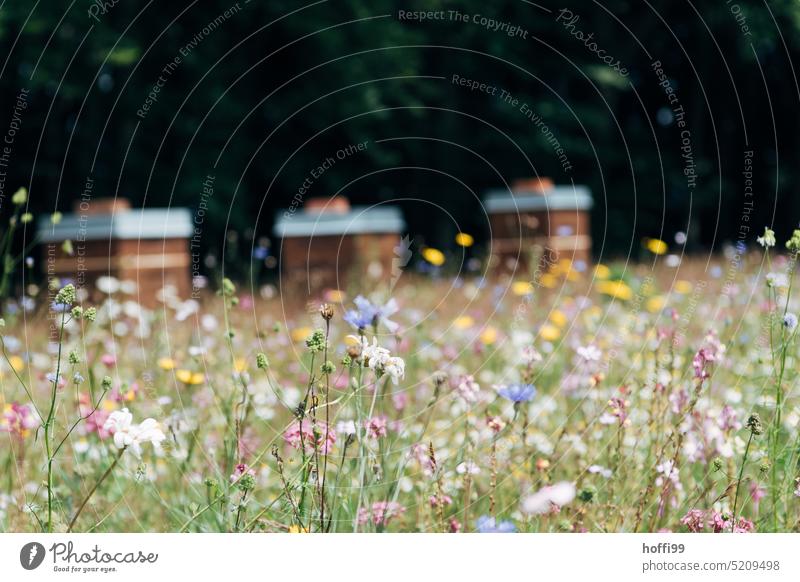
[284,141,370,218]
[451,74,573,173]
[397,9,529,39]
[87,0,122,22]
[555,8,629,77]
[17,541,159,574]
[20,542,46,570]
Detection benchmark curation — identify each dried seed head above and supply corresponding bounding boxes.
[319,303,334,321]
[746,413,763,436]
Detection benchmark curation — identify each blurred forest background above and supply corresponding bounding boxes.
[1,0,799,280]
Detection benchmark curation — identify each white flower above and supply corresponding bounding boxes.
[383,356,405,384]
[576,345,602,363]
[757,227,776,248]
[336,420,357,435]
[456,461,480,475]
[103,408,166,458]
[766,272,788,289]
[96,276,121,294]
[360,338,404,383]
[521,481,576,514]
[588,464,613,478]
[361,337,391,370]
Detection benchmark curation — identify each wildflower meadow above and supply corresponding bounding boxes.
[2,192,799,534]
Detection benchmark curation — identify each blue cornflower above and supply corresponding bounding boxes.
[497,383,537,403]
[343,295,400,333]
[475,515,516,533]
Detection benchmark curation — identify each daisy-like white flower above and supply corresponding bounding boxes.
[521,481,576,514]
[383,356,405,384]
[756,227,776,248]
[103,408,166,458]
[360,338,405,384]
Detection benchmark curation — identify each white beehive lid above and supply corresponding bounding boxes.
[37,208,193,242]
[274,205,405,238]
[484,185,593,213]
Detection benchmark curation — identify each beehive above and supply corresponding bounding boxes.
[273,198,406,290]
[37,200,193,306]
[484,181,593,270]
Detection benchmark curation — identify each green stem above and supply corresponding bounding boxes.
[68,447,126,532]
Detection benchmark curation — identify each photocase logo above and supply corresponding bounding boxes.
[19,542,46,570]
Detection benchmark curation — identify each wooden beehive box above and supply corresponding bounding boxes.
[273,198,406,290]
[37,200,193,306]
[485,181,593,270]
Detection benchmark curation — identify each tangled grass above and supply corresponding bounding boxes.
[1,239,800,533]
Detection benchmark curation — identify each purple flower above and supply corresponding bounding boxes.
[497,383,536,403]
[343,295,400,333]
[475,515,516,533]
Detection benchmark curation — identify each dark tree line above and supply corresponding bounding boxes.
[1,0,799,278]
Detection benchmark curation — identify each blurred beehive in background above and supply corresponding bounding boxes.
[37,199,193,306]
[484,178,593,271]
[273,197,406,290]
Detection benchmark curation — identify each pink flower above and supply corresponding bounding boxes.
[79,394,111,438]
[392,392,408,411]
[454,375,480,403]
[429,494,452,508]
[357,501,405,527]
[750,482,766,511]
[365,415,388,439]
[680,509,706,532]
[732,517,755,533]
[284,419,336,454]
[1,402,39,439]
[101,353,117,368]
[692,348,715,379]
[608,396,629,426]
[230,463,255,483]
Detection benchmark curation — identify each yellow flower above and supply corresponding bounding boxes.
[455,232,474,247]
[539,324,561,341]
[511,281,533,296]
[291,327,312,342]
[9,355,25,372]
[234,358,247,373]
[102,400,118,412]
[176,369,205,385]
[646,296,665,313]
[422,247,445,267]
[344,334,361,347]
[123,388,136,402]
[594,264,611,280]
[480,326,499,345]
[549,309,568,328]
[288,525,308,533]
[644,238,668,255]
[453,315,475,329]
[597,280,633,301]
[674,280,693,294]
[539,273,558,288]
[158,357,176,371]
